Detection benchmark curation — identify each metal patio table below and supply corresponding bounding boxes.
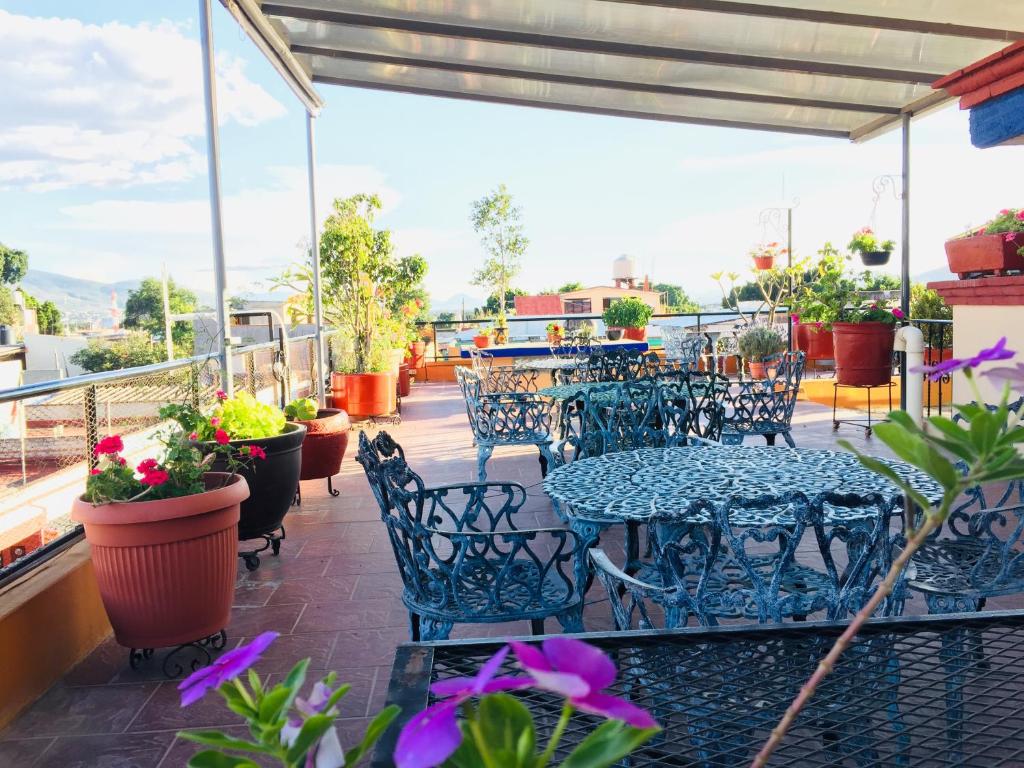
[373,610,1024,768]
[543,445,942,580]
[513,357,586,372]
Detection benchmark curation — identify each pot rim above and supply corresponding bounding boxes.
[71,472,249,525]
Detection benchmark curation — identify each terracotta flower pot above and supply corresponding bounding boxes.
[833,321,896,386]
[71,473,248,649]
[473,335,491,349]
[398,363,412,397]
[547,332,564,345]
[623,327,647,342]
[294,408,351,481]
[330,371,396,419]
[945,233,1024,278]
[407,341,426,369]
[795,322,834,360]
[753,255,775,270]
[748,361,769,379]
[606,328,624,341]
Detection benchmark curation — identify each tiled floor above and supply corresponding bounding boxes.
[0,383,970,766]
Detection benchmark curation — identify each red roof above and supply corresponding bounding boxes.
[514,295,562,316]
[933,40,1024,109]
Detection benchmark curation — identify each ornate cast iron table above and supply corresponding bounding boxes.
[544,445,942,584]
[375,610,1024,767]
[513,357,585,372]
[538,379,727,404]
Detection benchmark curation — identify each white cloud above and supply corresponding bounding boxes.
[0,10,285,191]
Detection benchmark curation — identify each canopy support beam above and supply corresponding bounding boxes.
[199,0,234,396]
[900,112,911,410]
[306,111,326,407]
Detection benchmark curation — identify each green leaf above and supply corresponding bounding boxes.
[919,444,959,491]
[284,714,335,764]
[177,731,271,755]
[871,422,925,468]
[323,683,352,715]
[247,669,263,698]
[970,408,1002,455]
[345,705,401,767]
[474,694,535,768]
[186,750,261,768]
[558,721,660,768]
[257,686,291,724]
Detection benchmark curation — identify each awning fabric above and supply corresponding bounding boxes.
[223,0,1024,140]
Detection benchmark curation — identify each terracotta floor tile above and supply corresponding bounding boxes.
[292,599,410,634]
[228,602,306,637]
[0,737,52,765]
[35,731,175,768]
[266,575,358,605]
[0,683,158,738]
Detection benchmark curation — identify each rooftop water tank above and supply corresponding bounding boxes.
[612,254,637,282]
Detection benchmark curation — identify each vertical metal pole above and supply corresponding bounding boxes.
[161,263,174,361]
[198,0,233,396]
[306,112,326,407]
[900,113,911,409]
[787,206,793,350]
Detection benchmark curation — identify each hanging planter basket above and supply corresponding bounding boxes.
[752,255,776,271]
[860,250,891,267]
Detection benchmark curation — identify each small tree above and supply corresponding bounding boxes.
[0,243,28,285]
[470,184,527,327]
[483,288,527,317]
[70,333,165,373]
[24,294,64,335]
[653,283,700,313]
[123,277,197,354]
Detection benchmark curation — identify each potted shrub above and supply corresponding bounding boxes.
[546,321,564,344]
[737,324,787,378]
[790,244,855,361]
[750,241,787,271]
[166,392,305,561]
[832,301,904,386]
[329,333,396,419]
[848,227,895,266]
[285,397,351,499]
[945,208,1024,278]
[473,326,492,348]
[603,297,654,342]
[70,430,257,651]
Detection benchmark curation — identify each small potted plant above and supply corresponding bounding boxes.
[832,300,904,386]
[285,397,351,500]
[737,324,787,378]
[473,326,492,348]
[603,297,654,342]
[945,208,1024,278]
[848,227,895,266]
[750,242,787,271]
[165,391,305,559]
[546,321,564,344]
[70,429,257,651]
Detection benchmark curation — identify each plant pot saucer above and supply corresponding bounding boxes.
[860,250,891,266]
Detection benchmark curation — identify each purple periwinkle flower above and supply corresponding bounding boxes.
[981,362,1024,390]
[394,645,532,768]
[510,638,659,729]
[281,681,346,768]
[178,631,278,707]
[910,337,1015,382]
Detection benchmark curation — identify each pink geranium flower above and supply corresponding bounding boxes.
[140,469,169,486]
[94,435,123,456]
[137,458,159,474]
[214,429,230,445]
[215,389,228,400]
[210,416,221,427]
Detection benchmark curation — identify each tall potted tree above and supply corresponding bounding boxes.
[470,184,528,344]
[603,297,654,342]
[790,244,855,361]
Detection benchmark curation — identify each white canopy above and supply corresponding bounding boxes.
[223,0,1024,140]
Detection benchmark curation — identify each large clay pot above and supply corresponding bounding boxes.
[71,473,247,648]
[748,361,768,379]
[398,363,412,397]
[203,424,306,541]
[945,233,1024,278]
[295,408,351,481]
[623,327,647,342]
[407,341,426,369]
[330,372,396,419]
[795,322,835,360]
[833,322,896,386]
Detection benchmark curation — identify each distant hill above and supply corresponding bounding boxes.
[431,292,485,315]
[912,266,956,285]
[21,270,214,318]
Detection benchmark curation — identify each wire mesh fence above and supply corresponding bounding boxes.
[0,334,324,584]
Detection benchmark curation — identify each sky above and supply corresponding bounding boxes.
[1,2,1023,309]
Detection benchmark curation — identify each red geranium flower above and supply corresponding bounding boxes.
[247,445,267,460]
[137,458,159,474]
[214,429,230,445]
[90,468,102,476]
[210,417,221,427]
[140,469,170,487]
[94,435,124,456]
[215,389,228,401]
[118,457,127,466]
[188,432,198,441]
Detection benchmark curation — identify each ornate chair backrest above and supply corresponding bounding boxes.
[595,349,661,382]
[355,430,423,524]
[680,371,729,441]
[660,326,707,368]
[721,351,805,433]
[467,347,493,376]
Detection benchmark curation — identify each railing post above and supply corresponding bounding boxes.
[190,364,201,409]
[246,352,257,396]
[308,337,318,399]
[84,385,98,471]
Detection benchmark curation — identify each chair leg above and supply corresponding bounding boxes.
[555,608,585,634]
[530,618,545,636]
[476,445,494,482]
[420,618,454,641]
[537,442,555,478]
[782,430,796,448]
[409,613,420,642]
[765,433,777,446]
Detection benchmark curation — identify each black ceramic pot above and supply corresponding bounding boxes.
[202,422,306,540]
[860,250,891,266]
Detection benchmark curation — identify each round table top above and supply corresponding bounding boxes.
[538,379,728,402]
[513,357,582,371]
[543,445,942,525]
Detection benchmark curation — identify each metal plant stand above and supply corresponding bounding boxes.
[832,380,895,437]
[238,525,285,571]
[293,476,340,506]
[129,629,227,679]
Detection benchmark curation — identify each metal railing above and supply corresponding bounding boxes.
[908,318,953,417]
[0,331,324,588]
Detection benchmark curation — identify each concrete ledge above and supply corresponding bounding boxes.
[0,540,110,728]
[929,276,1024,306]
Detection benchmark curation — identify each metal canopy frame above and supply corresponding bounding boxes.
[205,0,1023,407]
